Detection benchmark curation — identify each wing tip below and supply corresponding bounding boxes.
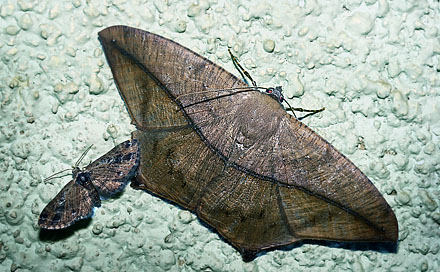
[384,212,399,243]
[98,25,128,38]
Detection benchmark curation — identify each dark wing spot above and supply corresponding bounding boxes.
[39,212,48,220]
[52,212,61,223]
[122,153,134,161]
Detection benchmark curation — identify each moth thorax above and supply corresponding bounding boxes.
[265,86,284,103]
[76,172,91,186]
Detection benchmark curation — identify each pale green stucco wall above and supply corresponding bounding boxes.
[0,0,439,271]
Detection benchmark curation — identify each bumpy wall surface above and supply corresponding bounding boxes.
[0,0,439,271]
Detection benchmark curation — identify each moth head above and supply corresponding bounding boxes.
[265,86,284,103]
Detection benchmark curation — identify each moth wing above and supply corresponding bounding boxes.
[38,180,101,230]
[86,139,140,199]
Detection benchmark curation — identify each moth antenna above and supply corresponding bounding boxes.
[175,86,265,100]
[43,168,72,182]
[180,89,260,110]
[43,144,94,182]
[204,86,267,92]
[75,144,94,168]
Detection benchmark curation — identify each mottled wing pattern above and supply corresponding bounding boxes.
[38,139,139,230]
[38,178,101,230]
[86,139,140,199]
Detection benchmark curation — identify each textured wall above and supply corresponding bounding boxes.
[0,0,439,271]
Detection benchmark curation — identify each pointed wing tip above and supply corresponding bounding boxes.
[379,206,399,243]
[98,25,127,46]
[98,25,140,42]
[385,215,399,243]
[240,250,258,262]
[362,215,399,243]
[362,209,399,243]
[98,25,126,37]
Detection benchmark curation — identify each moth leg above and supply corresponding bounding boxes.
[228,49,324,120]
[228,49,257,88]
[286,106,325,120]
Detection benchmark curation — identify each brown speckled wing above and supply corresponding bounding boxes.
[38,140,140,230]
[86,139,140,199]
[38,176,101,230]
